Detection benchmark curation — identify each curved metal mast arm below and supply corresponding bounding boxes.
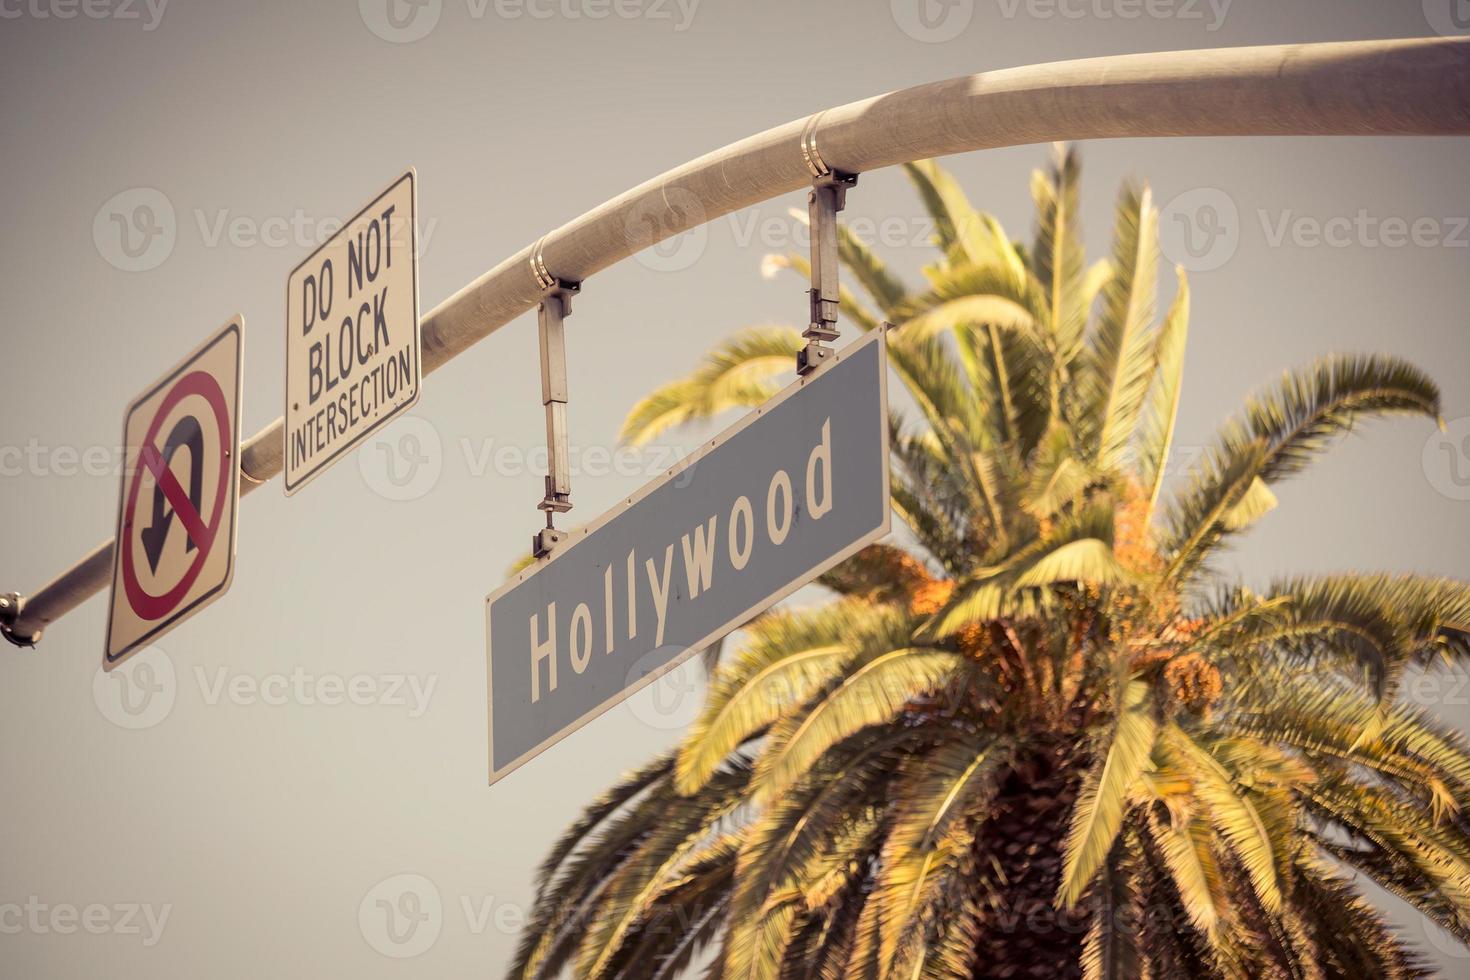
[5,36,1469,644]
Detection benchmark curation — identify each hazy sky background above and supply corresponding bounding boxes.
[2,1,1469,976]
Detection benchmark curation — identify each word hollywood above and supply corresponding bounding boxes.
[530,417,835,704]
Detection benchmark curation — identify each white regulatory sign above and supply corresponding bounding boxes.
[106,318,244,669]
[284,170,420,495]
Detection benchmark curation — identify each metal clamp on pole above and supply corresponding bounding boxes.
[0,592,40,648]
[798,166,857,376]
[532,269,580,559]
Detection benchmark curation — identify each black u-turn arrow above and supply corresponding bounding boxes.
[139,415,204,574]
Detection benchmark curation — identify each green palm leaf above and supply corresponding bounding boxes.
[1079,185,1160,470]
[1136,269,1189,514]
[675,602,906,794]
[619,327,801,446]
[1059,680,1158,907]
[753,649,963,801]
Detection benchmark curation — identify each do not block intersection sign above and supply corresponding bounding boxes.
[106,318,245,669]
[284,170,421,495]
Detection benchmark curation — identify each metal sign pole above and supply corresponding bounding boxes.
[0,593,37,647]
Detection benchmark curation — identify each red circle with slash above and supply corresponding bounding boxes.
[120,370,232,621]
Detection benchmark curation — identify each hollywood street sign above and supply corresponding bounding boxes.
[486,328,891,785]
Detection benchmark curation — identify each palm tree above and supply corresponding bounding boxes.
[508,147,1470,979]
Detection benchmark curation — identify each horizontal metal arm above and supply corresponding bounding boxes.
[9,36,1470,642]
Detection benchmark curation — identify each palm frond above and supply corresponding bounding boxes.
[753,648,962,801]
[1079,184,1160,471]
[903,159,1024,277]
[1136,269,1189,515]
[1030,143,1088,362]
[676,602,909,794]
[1161,354,1440,579]
[1160,724,1282,913]
[619,327,801,446]
[1059,680,1158,907]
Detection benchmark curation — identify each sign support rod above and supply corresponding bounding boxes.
[530,241,580,558]
[6,37,1469,646]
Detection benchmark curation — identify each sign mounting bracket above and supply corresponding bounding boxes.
[798,169,858,376]
[531,264,581,560]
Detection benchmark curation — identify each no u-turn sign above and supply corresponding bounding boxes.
[105,319,244,668]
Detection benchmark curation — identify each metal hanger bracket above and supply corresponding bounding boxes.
[799,171,857,376]
[533,277,580,559]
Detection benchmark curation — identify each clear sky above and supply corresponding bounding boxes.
[2,0,1468,975]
